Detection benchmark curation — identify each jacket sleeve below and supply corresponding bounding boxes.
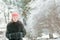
[19,22,26,37]
[6,23,11,39]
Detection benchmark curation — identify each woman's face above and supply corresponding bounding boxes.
[12,16,19,22]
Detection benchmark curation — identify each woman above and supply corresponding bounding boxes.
[6,12,26,40]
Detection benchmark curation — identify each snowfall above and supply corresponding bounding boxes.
[0,0,60,40]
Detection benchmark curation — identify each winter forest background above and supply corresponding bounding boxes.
[0,0,60,40]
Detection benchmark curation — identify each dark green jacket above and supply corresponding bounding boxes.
[6,21,26,39]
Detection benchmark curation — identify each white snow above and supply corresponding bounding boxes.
[0,0,60,40]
